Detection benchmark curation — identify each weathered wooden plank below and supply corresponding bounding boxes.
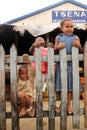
[35,48,43,130]
[10,44,19,130]
[60,48,67,130]
[84,41,87,128]
[5,54,83,64]
[0,45,6,130]
[48,48,55,130]
[72,47,80,128]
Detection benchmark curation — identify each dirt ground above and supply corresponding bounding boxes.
[6,100,87,130]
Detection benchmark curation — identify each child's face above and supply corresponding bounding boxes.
[19,68,29,81]
[35,38,45,47]
[61,20,74,35]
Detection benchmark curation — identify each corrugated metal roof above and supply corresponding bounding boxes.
[6,0,87,24]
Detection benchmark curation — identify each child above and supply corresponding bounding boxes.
[29,37,48,75]
[18,64,36,117]
[30,37,59,112]
[29,37,45,53]
[54,18,83,114]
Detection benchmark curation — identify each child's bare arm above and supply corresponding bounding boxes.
[54,36,65,51]
[29,46,34,53]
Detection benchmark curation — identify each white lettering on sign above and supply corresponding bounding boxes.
[52,11,87,23]
[55,11,59,17]
[81,11,86,17]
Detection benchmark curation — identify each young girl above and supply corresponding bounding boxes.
[29,36,48,76]
[18,65,36,117]
[29,37,59,112]
[54,18,83,114]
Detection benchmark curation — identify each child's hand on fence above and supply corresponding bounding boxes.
[72,37,83,53]
[57,42,65,50]
[73,38,80,48]
[23,54,31,64]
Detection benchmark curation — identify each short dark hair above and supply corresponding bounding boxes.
[19,65,28,75]
[60,18,73,27]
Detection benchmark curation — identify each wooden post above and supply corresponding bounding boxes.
[60,48,67,130]
[10,44,19,130]
[46,33,49,47]
[72,47,80,128]
[48,48,55,130]
[84,41,87,128]
[0,45,6,130]
[35,48,43,130]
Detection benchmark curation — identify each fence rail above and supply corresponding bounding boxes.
[0,42,87,130]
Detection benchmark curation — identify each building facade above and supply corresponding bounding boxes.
[1,0,87,55]
[7,0,87,29]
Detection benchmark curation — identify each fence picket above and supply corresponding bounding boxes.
[0,45,6,130]
[60,48,67,130]
[84,41,87,128]
[48,48,55,130]
[10,44,19,130]
[35,48,43,130]
[72,47,80,128]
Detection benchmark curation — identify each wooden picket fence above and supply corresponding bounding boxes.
[0,42,87,130]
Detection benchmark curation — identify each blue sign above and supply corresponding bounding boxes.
[52,11,87,23]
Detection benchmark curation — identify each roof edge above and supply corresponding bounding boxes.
[6,0,87,24]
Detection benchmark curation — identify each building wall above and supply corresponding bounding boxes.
[11,2,86,27]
